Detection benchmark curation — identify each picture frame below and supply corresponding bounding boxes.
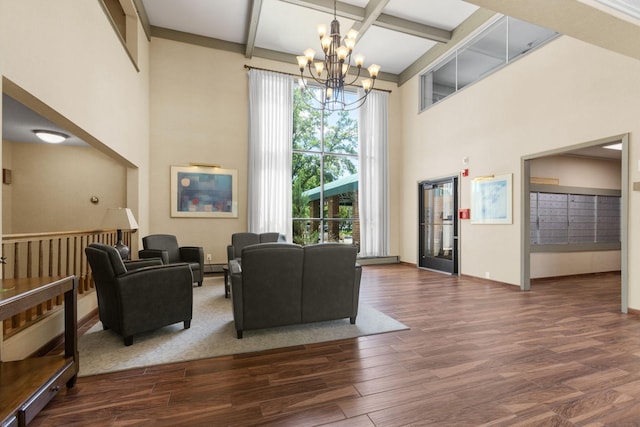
[470,173,512,224]
[170,166,238,218]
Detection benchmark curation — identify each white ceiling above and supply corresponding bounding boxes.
[141,0,480,76]
[2,0,637,162]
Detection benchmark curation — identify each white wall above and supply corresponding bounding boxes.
[148,38,402,264]
[399,35,640,310]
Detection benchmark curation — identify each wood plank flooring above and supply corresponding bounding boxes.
[31,265,640,426]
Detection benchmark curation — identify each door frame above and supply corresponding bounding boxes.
[520,134,628,313]
[418,174,460,275]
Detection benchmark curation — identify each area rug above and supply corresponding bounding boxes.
[77,275,409,376]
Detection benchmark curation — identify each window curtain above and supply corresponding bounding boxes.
[248,69,293,241]
[358,89,389,257]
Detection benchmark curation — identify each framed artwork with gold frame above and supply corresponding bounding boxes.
[170,166,238,218]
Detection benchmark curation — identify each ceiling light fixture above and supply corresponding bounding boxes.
[296,0,380,112]
[603,143,622,150]
[33,130,69,144]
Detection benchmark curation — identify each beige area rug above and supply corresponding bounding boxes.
[78,275,409,376]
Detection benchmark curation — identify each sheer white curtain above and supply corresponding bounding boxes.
[358,89,389,257]
[248,69,293,240]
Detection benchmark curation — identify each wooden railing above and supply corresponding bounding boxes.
[1,229,135,339]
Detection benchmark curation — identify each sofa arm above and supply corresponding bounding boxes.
[352,264,362,322]
[180,246,204,264]
[139,249,169,264]
[229,259,244,337]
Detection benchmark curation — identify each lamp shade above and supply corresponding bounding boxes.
[101,207,139,231]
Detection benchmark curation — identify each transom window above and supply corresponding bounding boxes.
[420,16,558,111]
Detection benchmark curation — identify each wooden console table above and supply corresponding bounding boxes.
[0,276,78,427]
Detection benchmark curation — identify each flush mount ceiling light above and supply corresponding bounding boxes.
[296,0,380,112]
[32,130,69,144]
[603,143,622,150]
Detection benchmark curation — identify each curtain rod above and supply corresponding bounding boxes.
[243,64,392,93]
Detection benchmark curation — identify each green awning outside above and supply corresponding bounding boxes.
[302,174,358,201]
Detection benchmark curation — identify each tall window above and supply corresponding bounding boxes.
[292,87,359,246]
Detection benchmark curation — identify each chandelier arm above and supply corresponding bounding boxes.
[344,67,363,86]
[303,65,330,86]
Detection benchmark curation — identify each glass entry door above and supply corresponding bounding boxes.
[419,177,458,274]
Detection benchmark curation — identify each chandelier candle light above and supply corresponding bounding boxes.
[296,0,380,112]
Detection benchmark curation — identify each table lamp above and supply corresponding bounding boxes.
[101,207,139,260]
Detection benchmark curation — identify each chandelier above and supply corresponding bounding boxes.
[296,0,380,112]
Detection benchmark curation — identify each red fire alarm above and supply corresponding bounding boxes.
[458,208,470,220]
[461,168,469,177]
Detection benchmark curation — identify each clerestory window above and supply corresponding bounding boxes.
[420,16,558,111]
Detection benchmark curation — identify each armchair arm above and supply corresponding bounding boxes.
[179,246,204,264]
[227,245,235,263]
[139,249,169,264]
[125,258,163,271]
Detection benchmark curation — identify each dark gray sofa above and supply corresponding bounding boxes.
[229,242,361,338]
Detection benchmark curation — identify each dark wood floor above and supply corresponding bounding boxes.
[32,264,640,426]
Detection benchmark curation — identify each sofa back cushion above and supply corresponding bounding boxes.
[302,243,358,322]
[240,243,304,328]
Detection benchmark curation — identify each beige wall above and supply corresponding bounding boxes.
[148,37,402,264]
[399,35,640,309]
[0,0,150,359]
[0,0,150,237]
[2,141,127,233]
[529,154,621,278]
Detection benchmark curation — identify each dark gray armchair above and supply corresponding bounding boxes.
[85,243,193,346]
[226,232,285,263]
[224,232,285,298]
[139,234,204,286]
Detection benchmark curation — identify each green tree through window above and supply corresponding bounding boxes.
[292,87,360,245]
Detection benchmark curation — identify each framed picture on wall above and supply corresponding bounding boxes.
[470,173,513,224]
[170,166,238,218]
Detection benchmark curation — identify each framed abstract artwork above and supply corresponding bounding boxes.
[170,166,238,218]
[470,173,512,224]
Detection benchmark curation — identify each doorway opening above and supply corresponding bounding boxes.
[418,176,459,274]
[521,134,627,313]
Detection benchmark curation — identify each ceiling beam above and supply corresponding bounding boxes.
[279,0,364,20]
[245,0,264,58]
[350,0,389,41]
[375,13,450,43]
[397,9,497,86]
[280,0,451,42]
